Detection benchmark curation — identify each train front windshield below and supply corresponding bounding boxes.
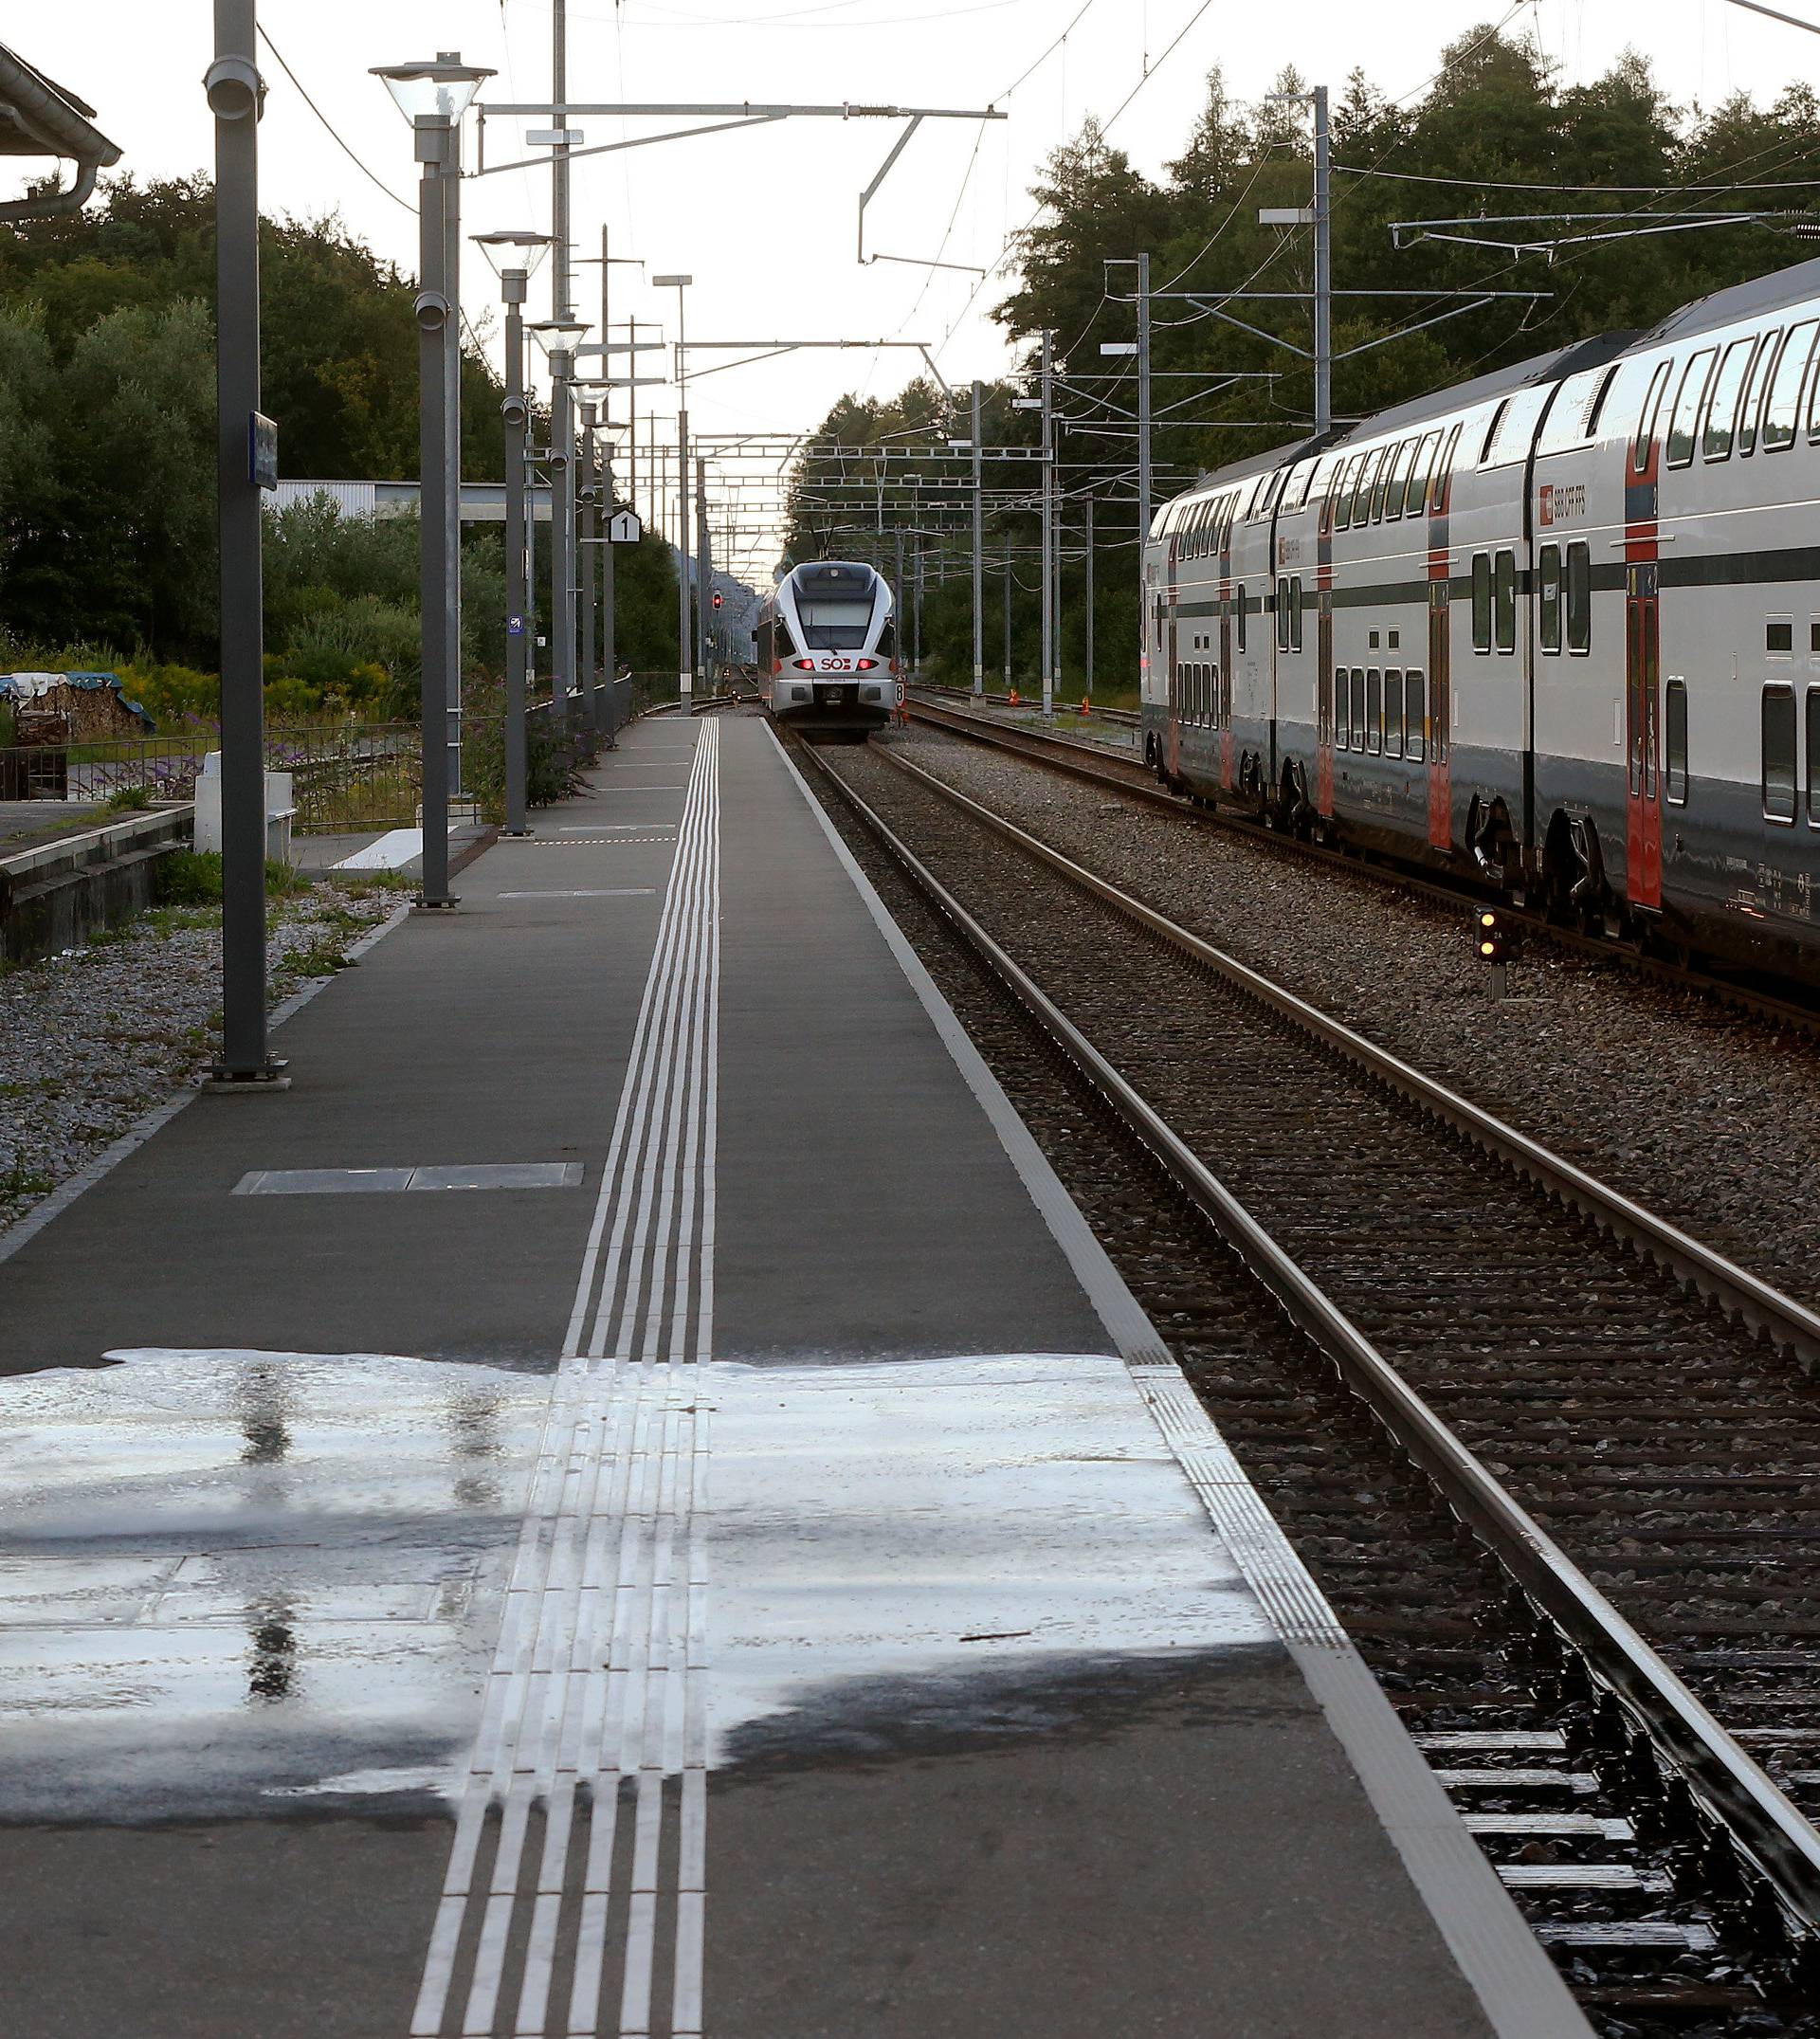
[792,566,878,648]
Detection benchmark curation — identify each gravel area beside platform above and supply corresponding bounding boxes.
[883,722,1820,1315]
[0,883,406,1236]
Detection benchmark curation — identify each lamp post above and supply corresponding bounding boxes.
[579,399,600,730]
[473,229,551,837]
[204,0,282,1085]
[529,318,590,724]
[372,52,494,909]
[653,272,693,704]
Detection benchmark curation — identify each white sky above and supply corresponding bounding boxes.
[13,0,1820,579]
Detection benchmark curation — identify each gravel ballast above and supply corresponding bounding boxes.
[883,721,1820,1316]
[0,884,406,1237]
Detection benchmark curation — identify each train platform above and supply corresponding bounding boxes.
[0,713,1587,2038]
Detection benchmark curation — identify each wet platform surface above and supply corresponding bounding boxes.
[0,714,1587,2036]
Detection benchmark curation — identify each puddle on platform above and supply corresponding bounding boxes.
[0,1347,549,1823]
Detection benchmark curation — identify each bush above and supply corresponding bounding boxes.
[120,661,220,726]
[104,784,153,810]
[154,848,307,904]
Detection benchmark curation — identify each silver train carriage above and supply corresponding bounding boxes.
[756,560,897,737]
[1141,253,1820,981]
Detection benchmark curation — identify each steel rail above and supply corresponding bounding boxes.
[877,737,1820,1374]
[901,692,1820,1039]
[794,732,1820,1958]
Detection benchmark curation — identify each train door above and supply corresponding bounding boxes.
[1426,423,1460,850]
[1626,570,1664,908]
[1165,586,1181,779]
[1428,584,1451,848]
[1316,594,1335,814]
[1625,375,1665,913]
[1219,573,1235,790]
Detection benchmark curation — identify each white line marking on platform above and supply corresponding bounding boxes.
[410,719,719,2039]
[500,890,658,900]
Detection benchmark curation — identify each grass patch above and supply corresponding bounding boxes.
[102,785,154,812]
[155,849,311,906]
[0,1164,57,1202]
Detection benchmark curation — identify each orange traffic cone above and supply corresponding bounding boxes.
[1081,696,1092,717]
[1009,686,1020,705]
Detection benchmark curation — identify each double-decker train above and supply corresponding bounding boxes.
[755,560,897,738]
[1142,254,1820,977]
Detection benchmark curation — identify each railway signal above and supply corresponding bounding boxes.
[1474,906,1512,997]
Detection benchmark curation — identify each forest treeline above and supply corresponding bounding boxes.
[785,26,1820,695]
[0,177,678,702]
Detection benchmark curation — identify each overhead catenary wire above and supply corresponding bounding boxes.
[256,25,415,215]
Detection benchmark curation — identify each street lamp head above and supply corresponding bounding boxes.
[652,274,693,289]
[371,53,496,125]
[472,229,553,282]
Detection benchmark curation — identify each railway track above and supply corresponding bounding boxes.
[792,727,1820,2033]
[903,690,1820,1039]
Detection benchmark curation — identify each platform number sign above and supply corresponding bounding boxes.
[607,507,643,545]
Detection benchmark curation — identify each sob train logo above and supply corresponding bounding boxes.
[1538,482,1587,527]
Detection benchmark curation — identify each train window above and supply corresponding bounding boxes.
[1480,399,1510,464]
[1405,430,1442,518]
[1631,359,1672,472]
[1370,447,1395,522]
[1220,664,1232,731]
[1406,671,1426,762]
[1351,449,1383,527]
[1289,462,1319,512]
[1369,628,1380,650]
[1763,319,1817,450]
[1389,628,1401,649]
[1566,541,1592,656]
[1366,669,1383,753]
[1237,584,1247,651]
[1436,423,1464,511]
[1333,454,1363,530]
[1538,544,1562,654]
[1584,362,1621,438]
[1665,348,1716,467]
[1290,578,1304,651]
[1739,325,1780,455]
[1382,440,1415,519]
[1665,679,1688,805]
[1472,554,1492,652]
[1276,577,1291,652]
[1768,618,1795,656]
[1336,665,1351,748]
[1350,667,1367,751]
[1809,691,1820,826]
[1764,684,1798,822]
[1703,336,1756,461]
[1385,671,1406,757]
[1494,550,1517,654]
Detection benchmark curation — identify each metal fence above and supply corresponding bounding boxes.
[1,688,638,833]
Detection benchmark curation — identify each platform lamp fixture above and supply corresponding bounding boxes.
[653,272,694,704]
[372,52,495,909]
[526,316,591,721]
[474,229,552,837]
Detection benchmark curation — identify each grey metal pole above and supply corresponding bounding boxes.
[1040,329,1054,719]
[1084,490,1095,703]
[552,0,571,324]
[601,442,618,744]
[913,544,922,679]
[971,377,984,696]
[695,456,711,682]
[414,112,453,907]
[1003,555,1012,690]
[580,406,598,729]
[1314,84,1332,438]
[206,0,278,1083]
[551,351,574,715]
[1138,250,1153,561]
[442,117,463,804]
[502,271,530,834]
[893,526,904,684]
[675,287,692,702]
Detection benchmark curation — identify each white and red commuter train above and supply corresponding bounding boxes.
[1142,255,1820,974]
[756,560,897,737]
